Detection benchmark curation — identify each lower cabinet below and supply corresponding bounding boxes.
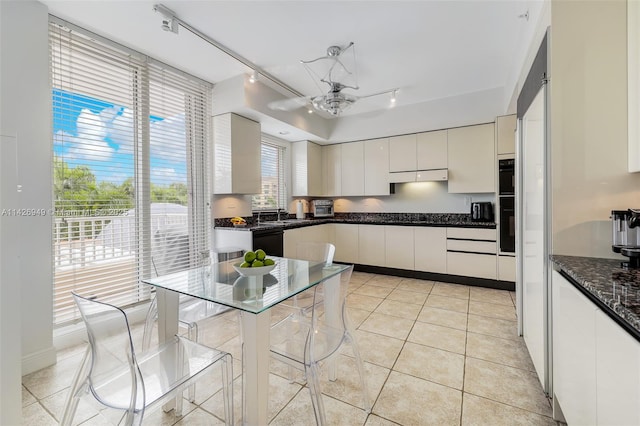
[445,228,497,279]
[413,227,447,273]
[498,255,516,281]
[552,270,640,425]
[334,223,359,264]
[385,226,414,270]
[359,225,385,266]
[283,224,334,258]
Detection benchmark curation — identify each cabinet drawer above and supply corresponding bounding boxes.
[447,239,496,254]
[447,227,496,241]
[447,251,497,279]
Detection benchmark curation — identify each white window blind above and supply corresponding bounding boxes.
[50,19,211,325]
[252,137,287,211]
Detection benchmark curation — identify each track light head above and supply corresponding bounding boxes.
[154,4,179,34]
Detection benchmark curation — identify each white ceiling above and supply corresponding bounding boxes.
[42,0,542,143]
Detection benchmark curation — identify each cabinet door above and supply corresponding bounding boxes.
[385,226,414,270]
[291,141,322,197]
[447,123,495,193]
[359,225,385,266]
[341,141,364,196]
[417,130,447,170]
[334,224,359,263]
[322,144,341,196]
[497,114,517,155]
[551,271,597,426]
[595,309,640,425]
[364,138,390,196]
[414,227,447,273]
[498,255,516,282]
[389,134,417,172]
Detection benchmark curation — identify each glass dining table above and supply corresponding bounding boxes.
[142,256,351,426]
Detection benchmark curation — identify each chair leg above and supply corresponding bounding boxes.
[221,353,234,426]
[141,297,158,351]
[60,346,91,426]
[306,361,327,426]
[185,322,198,402]
[346,330,371,413]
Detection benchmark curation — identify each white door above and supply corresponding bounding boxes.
[520,87,548,391]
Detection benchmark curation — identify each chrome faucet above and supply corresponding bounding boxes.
[256,211,261,225]
[277,209,281,221]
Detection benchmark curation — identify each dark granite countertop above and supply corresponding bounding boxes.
[214,212,496,231]
[551,255,640,340]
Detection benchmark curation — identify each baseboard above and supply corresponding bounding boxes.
[352,264,516,291]
[22,346,57,376]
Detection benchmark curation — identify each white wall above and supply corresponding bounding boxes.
[1,0,55,421]
[550,0,640,259]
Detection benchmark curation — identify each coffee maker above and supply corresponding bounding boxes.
[611,209,640,267]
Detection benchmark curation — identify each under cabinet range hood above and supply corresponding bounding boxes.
[388,169,448,183]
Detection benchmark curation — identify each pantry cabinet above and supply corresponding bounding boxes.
[447,123,495,193]
[212,113,261,194]
[291,141,322,197]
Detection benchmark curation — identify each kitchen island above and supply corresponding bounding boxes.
[550,255,640,425]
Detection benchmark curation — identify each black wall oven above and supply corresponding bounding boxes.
[498,158,516,253]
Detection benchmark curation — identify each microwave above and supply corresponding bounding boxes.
[312,200,334,217]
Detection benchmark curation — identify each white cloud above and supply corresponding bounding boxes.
[108,107,134,154]
[55,108,115,161]
[150,113,187,159]
[151,167,184,184]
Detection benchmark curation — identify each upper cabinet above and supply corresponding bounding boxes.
[213,113,261,194]
[417,130,448,170]
[341,141,365,196]
[364,138,390,196]
[389,134,417,172]
[321,144,342,197]
[447,123,495,193]
[496,114,517,155]
[291,141,322,197]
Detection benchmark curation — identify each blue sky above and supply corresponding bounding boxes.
[53,89,187,185]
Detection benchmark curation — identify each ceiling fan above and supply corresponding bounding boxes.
[268,43,397,117]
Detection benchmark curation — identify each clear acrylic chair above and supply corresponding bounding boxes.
[61,293,233,426]
[269,264,371,425]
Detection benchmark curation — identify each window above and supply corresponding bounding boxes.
[252,136,287,211]
[50,18,211,325]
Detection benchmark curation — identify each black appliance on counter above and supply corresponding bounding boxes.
[471,202,493,222]
[611,209,640,268]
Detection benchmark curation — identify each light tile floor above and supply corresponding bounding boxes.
[22,272,559,425]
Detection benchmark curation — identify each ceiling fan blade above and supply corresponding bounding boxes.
[267,96,311,112]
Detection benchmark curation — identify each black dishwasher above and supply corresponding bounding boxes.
[252,227,283,257]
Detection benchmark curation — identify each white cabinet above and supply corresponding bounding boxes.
[385,226,414,270]
[291,141,322,197]
[341,142,364,196]
[595,309,640,425]
[445,227,497,279]
[334,224,359,263]
[322,144,342,196]
[283,224,335,258]
[413,227,447,273]
[213,113,261,194]
[552,270,598,425]
[359,225,385,266]
[417,130,448,170]
[447,123,495,193]
[496,114,516,156]
[498,255,516,282]
[364,138,390,196]
[389,134,416,172]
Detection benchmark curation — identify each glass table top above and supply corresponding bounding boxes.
[142,257,351,314]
